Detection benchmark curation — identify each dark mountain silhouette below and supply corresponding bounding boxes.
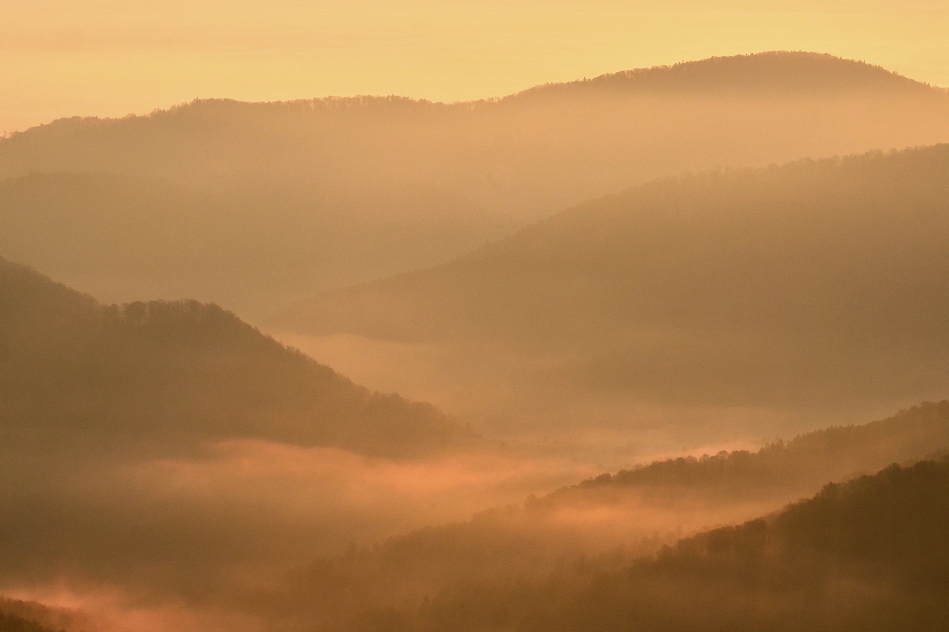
[0,256,475,459]
[275,145,949,427]
[0,612,60,632]
[264,403,949,631]
[0,598,101,632]
[1,52,947,318]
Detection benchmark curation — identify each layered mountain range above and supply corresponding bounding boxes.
[274,144,949,433]
[2,52,947,318]
[3,50,949,632]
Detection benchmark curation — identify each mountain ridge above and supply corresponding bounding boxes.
[0,256,477,459]
[3,51,942,138]
[270,144,949,427]
[511,51,944,100]
[3,51,948,324]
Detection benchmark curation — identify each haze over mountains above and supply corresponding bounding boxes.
[0,258,498,613]
[4,48,949,632]
[2,52,948,318]
[364,457,949,632]
[275,144,949,440]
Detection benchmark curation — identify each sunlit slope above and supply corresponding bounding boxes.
[389,457,949,632]
[0,256,474,459]
[278,145,949,411]
[1,52,948,317]
[267,402,949,631]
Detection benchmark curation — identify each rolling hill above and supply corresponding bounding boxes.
[274,144,949,430]
[262,402,949,631]
[0,256,484,607]
[0,256,475,459]
[394,457,949,632]
[1,52,948,318]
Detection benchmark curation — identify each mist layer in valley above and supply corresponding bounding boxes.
[7,254,949,631]
[3,261,948,632]
[0,259,593,630]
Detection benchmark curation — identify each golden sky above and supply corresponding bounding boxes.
[2,0,948,133]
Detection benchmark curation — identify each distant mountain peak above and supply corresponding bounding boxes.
[511,51,939,100]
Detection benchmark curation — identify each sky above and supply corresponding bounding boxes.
[2,0,948,134]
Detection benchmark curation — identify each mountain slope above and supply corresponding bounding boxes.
[2,52,948,317]
[0,598,102,632]
[554,401,949,501]
[0,256,475,459]
[324,457,949,632]
[264,403,949,631]
[275,145,949,422]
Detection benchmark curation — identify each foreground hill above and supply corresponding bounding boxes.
[275,145,949,429]
[2,52,948,317]
[0,612,60,632]
[263,403,949,631]
[0,256,485,607]
[0,256,474,459]
[279,456,949,632]
[0,598,102,632]
[400,457,949,632]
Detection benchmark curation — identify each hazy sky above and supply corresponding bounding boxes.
[2,0,947,133]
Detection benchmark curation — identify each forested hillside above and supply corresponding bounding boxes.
[0,256,474,459]
[558,401,949,501]
[304,457,949,632]
[0,598,100,632]
[259,403,949,631]
[0,257,488,612]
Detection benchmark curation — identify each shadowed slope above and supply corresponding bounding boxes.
[0,256,475,460]
[302,457,949,632]
[0,257,484,608]
[0,598,103,632]
[396,457,949,632]
[262,402,949,631]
